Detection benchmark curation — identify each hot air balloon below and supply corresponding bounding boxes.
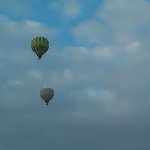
[31,36,49,60]
[40,88,54,105]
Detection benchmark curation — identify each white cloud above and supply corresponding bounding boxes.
[63,46,89,61]
[49,68,74,87]
[62,1,82,19]
[71,0,150,48]
[28,70,43,80]
[48,1,61,10]
[100,89,115,102]
[63,69,73,81]
[68,87,132,118]
[125,42,140,53]
[92,46,117,58]
[6,79,23,86]
[48,0,82,19]
[0,0,150,119]
[0,15,58,62]
[0,15,57,38]
[63,46,117,62]
[71,20,113,45]
[96,0,150,45]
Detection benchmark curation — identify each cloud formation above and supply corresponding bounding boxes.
[0,0,150,149]
[48,0,82,19]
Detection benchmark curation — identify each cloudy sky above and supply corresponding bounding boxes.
[0,0,150,149]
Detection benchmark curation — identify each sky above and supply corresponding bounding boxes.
[0,0,150,149]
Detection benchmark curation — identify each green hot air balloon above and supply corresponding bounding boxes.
[40,88,54,105]
[31,36,49,60]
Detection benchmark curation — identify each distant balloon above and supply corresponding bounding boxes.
[31,36,49,60]
[40,88,54,105]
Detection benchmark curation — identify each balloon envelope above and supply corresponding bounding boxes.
[31,36,49,59]
[40,88,54,105]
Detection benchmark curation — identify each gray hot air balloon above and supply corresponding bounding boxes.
[40,88,54,105]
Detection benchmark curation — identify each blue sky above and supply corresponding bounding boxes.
[0,0,150,150]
